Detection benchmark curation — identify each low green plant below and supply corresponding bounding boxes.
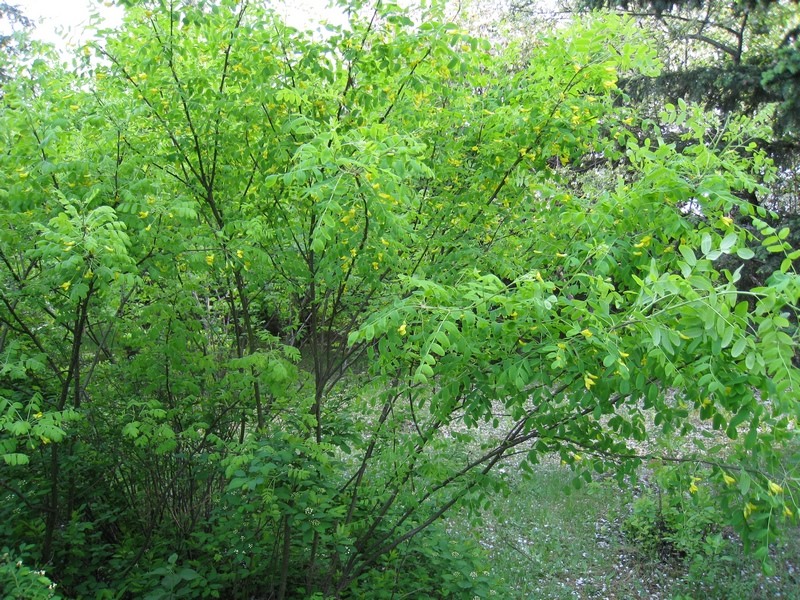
[623,469,726,562]
[0,546,60,600]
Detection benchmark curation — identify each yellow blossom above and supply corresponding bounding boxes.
[634,235,651,249]
[721,216,733,228]
[60,281,71,292]
[584,372,598,390]
[768,480,784,495]
[556,252,567,258]
[744,502,757,519]
[689,476,701,494]
[723,474,736,486]
[619,351,629,358]
[581,328,592,339]
[236,249,244,259]
[138,211,149,218]
[397,322,407,336]
[784,505,794,518]
[205,254,215,266]
[34,412,43,419]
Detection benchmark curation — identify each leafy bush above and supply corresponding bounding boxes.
[623,469,726,562]
[0,546,60,600]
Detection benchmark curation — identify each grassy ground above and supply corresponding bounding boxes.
[451,466,800,599]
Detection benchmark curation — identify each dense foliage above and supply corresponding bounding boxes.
[0,0,798,597]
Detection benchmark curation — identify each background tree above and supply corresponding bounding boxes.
[0,2,31,85]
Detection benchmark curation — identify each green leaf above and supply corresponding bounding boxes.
[3,453,29,466]
[720,232,737,253]
[678,245,696,266]
[730,337,746,358]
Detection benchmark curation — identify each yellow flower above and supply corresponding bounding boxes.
[784,505,794,518]
[721,216,733,228]
[744,502,757,519]
[689,476,701,494]
[768,480,784,495]
[584,372,598,390]
[556,252,567,258]
[205,254,215,266]
[138,211,149,218]
[236,249,244,259]
[397,322,407,336]
[634,235,651,249]
[60,281,71,292]
[723,474,736,486]
[40,436,51,444]
[619,351,629,358]
[581,328,592,339]
[34,412,43,419]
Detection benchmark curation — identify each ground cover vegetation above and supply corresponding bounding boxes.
[0,0,798,597]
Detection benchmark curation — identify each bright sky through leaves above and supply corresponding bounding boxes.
[14,0,343,50]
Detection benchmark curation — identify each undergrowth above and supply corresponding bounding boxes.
[450,465,800,599]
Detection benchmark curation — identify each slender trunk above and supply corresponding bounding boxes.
[306,532,320,592]
[43,289,92,562]
[234,270,264,428]
[277,515,292,600]
[42,444,60,563]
